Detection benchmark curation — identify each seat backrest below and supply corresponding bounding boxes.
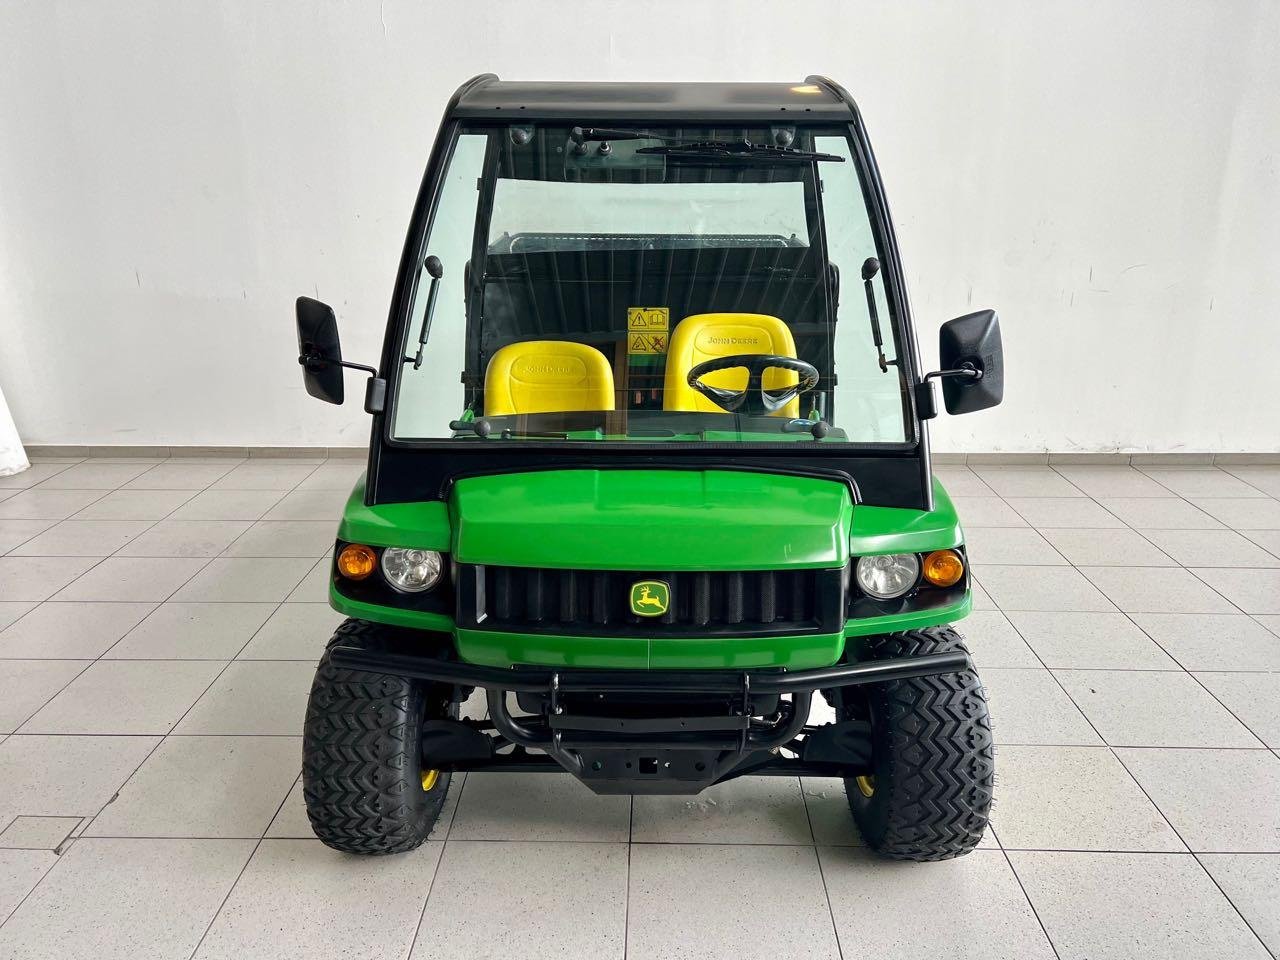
[484,340,615,416]
[662,313,800,417]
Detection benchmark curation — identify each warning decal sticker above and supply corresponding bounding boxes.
[627,307,669,354]
[628,332,668,355]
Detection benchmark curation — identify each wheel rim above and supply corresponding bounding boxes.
[855,774,876,798]
[421,769,440,792]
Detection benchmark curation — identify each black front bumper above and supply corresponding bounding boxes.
[327,645,967,693]
[328,645,970,794]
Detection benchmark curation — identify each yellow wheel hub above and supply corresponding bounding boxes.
[855,774,876,798]
[421,769,440,792]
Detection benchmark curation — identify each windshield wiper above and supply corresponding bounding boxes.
[635,140,843,163]
[570,126,671,145]
[448,419,568,440]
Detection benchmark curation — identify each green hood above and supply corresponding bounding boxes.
[449,469,854,570]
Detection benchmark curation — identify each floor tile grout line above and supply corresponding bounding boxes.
[3,659,100,738]
[1217,464,1280,496]
[0,836,64,931]
[980,464,1087,500]
[94,466,323,662]
[0,460,80,493]
[1016,564,1201,845]
[4,549,334,561]
[183,837,265,960]
[998,845,1064,960]
[2,657,327,663]
[985,487,1257,616]
[1110,748,1276,957]
[1145,464,1280,501]
[992,587,1214,868]
[1183,565,1259,618]
[623,793,633,960]
[980,588,1104,742]
[1190,852,1280,960]
[5,458,329,949]
[120,457,243,492]
[799,780,847,960]
[22,833,1267,850]
[1,538,148,732]
[405,772,465,960]
[1078,559,1277,749]
[984,846,1280,855]
[183,761,305,960]
[67,463,323,834]
[404,866,438,960]
[408,756,470,915]
[0,484,124,552]
[995,522,1273,775]
[4,485,202,567]
[0,522,68,558]
[1131,464,1233,500]
[1054,460,1279,502]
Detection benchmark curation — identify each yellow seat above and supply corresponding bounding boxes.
[484,340,615,416]
[663,313,801,418]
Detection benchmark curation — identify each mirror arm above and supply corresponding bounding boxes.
[924,363,982,383]
[335,358,379,377]
[917,363,982,421]
[296,353,384,414]
[298,353,378,378]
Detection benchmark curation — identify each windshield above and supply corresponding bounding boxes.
[390,124,909,446]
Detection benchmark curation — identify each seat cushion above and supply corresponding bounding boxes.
[484,341,615,416]
[662,313,800,417]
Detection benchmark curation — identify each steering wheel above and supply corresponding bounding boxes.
[686,354,820,416]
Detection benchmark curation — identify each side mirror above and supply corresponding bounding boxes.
[936,309,1003,415]
[296,297,346,404]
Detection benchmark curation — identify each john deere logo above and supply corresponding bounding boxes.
[629,580,670,617]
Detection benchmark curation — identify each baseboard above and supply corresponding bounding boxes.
[942,452,1279,465]
[25,445,368,459]
[23,444,1280,465]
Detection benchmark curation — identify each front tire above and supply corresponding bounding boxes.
[302,619,453,855]
[842,626,994,861]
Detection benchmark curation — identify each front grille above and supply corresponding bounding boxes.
[456,564,845,637]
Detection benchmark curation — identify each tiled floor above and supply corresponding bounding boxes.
[1,456,1279,959]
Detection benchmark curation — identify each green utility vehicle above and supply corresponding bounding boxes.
[294,76,1004,861]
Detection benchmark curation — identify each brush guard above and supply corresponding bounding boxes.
[328,645,968,794]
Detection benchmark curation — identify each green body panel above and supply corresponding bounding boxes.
[648,633,843,670]
[330,470,971,669]
[329,586,455,633]
[456,628,844,670]
[455,629,650,669]
[337,479,451,551]
[849,478,964,555]
[843,594,971,638]
[450,469,854,570]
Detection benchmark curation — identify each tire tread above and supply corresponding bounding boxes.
[302,619,448,855]
[846,625,994,861]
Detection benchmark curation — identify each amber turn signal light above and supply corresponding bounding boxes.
[922,549,965,587]
[336,544,377,580]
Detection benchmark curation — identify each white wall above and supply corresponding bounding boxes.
[1,0,1278,452]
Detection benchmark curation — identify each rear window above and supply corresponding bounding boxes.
[489,178,809,253]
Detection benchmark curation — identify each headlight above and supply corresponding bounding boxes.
[855,553,920,600]
[380,548,443,593]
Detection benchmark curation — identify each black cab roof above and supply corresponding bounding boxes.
[449,75,860,123]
